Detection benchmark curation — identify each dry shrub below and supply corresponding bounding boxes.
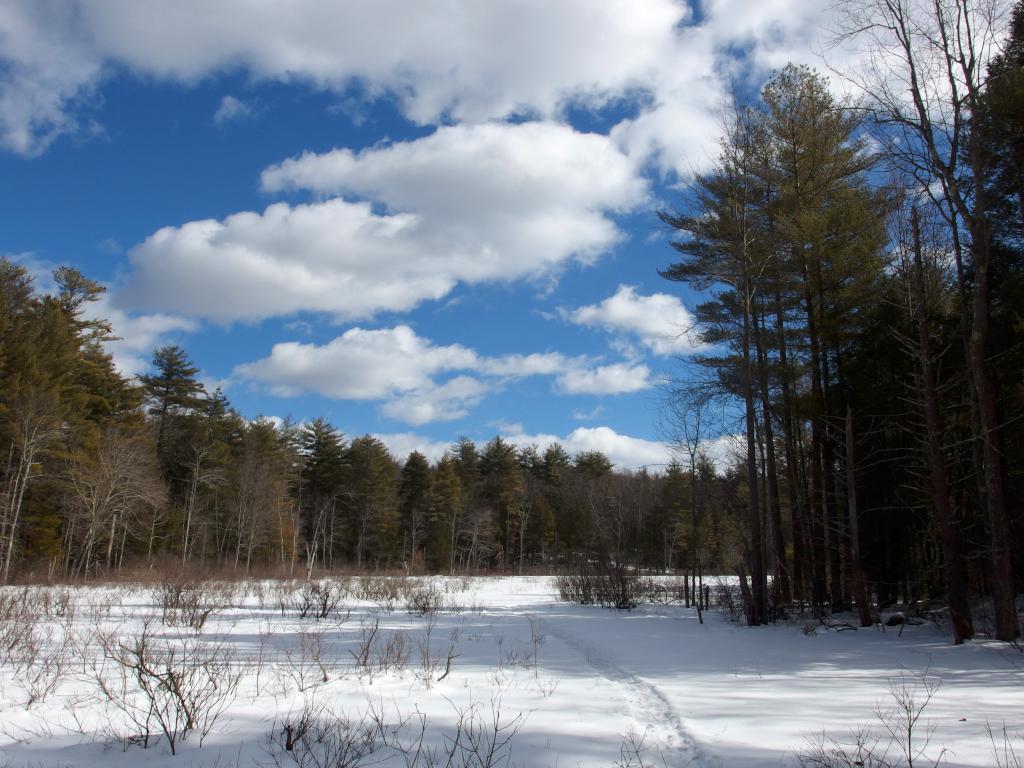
[155,579,219,631]
[0,588,39,666]
[92,620,244,755]
[266,697,522,768]
[404,582,445,616]
[292,580,348,620]
[354,575,409,613]
[267,702,386,768]
[555,563,655,610]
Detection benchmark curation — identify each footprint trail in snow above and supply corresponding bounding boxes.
[540,617,704,767]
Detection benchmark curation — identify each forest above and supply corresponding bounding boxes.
[1,0,1022,650]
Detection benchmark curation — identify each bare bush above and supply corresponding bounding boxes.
[614,728,659,768]
[376,630,411,674]
[0,588,39,667]
[524,614,544,678]
[555,564,654,610]
[349,617,380,670]
[404,582,445,616]
[155,579,218,632]
[796,671,946,768]
[92,620,244,754]
[292,581,347,620]
[414,614,461,686]
[266,702,386,768]
[38,586,77,620]
[988,723,1024,768]
[442,575,474,595]
[354,575,406,613]
[280,623,339,692]
[440,698,524,767]
[799,726,892,767]
[267,697,525,768]
[15,621,76,708]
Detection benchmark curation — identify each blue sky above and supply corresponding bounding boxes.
[0,0,828,468]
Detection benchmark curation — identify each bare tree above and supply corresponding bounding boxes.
[832,0,1018,639]
[63,426,166,576]
[0,388,62,582]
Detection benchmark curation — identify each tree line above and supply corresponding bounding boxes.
[0,269,743,585]
[658,0,1022,640]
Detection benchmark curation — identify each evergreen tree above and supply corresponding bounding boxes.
[299,417,347,571]
[398,450,433,569]
[139,345,205,463]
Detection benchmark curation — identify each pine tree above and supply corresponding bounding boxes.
[398,451,433,569]
[139,345,205,463]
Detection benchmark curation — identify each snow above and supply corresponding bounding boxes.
[0,576,1020,767]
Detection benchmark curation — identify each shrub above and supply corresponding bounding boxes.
[404,582,445,615]
[354,575,410,613]
[293,580,346,620]
[93,621,244,754]
[155,579,217,631]
[555,562,653,610]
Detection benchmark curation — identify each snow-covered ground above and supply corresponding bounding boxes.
[0,576,1020,767]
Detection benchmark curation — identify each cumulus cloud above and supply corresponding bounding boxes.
[0,0,842,172]
[234,324,654,424]
[0,1,681,154]
[567,285,701,356]
[555,362,652,396]
[374,433,455,464]
[119,122,643,321]
[380,375,487,426]
[376,426,672,470]
[233,325,477,399]
[495,426,674,470]
[377,427,743,470]
[96,304,199,377]
[213,94,254,125]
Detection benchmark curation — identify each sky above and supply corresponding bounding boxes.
[0,0,833,470]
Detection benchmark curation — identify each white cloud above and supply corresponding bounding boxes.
[233,325,477,399]
[0,0,843,174]
[373,433,455,464]
[699,433,745,470]
[499,426,673,470]
[380,375,488,426]
[478,352,567,378]
[377,425,672,470]
[571,405,605,421]
[119,122,643,321]
[568,285,701,356]
[213,94,254,125]
[96,304,199,377]
[0,3,103,155]
[234,324,654,424]
[378,427,742,471]
[0,1,685,155]
[556,362,652,396]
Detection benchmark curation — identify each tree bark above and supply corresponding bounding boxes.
[845,405,873,628]
[910,207,973,643]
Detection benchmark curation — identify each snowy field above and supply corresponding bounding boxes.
[0,576,1021,767]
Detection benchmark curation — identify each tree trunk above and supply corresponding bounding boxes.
[910,208,973,643]
[802,271,828,613]
[845,405,873,628]
[773,282,807,603]
[967,217,1017,640]
[754,301,790,604]
[742,263,766,626]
